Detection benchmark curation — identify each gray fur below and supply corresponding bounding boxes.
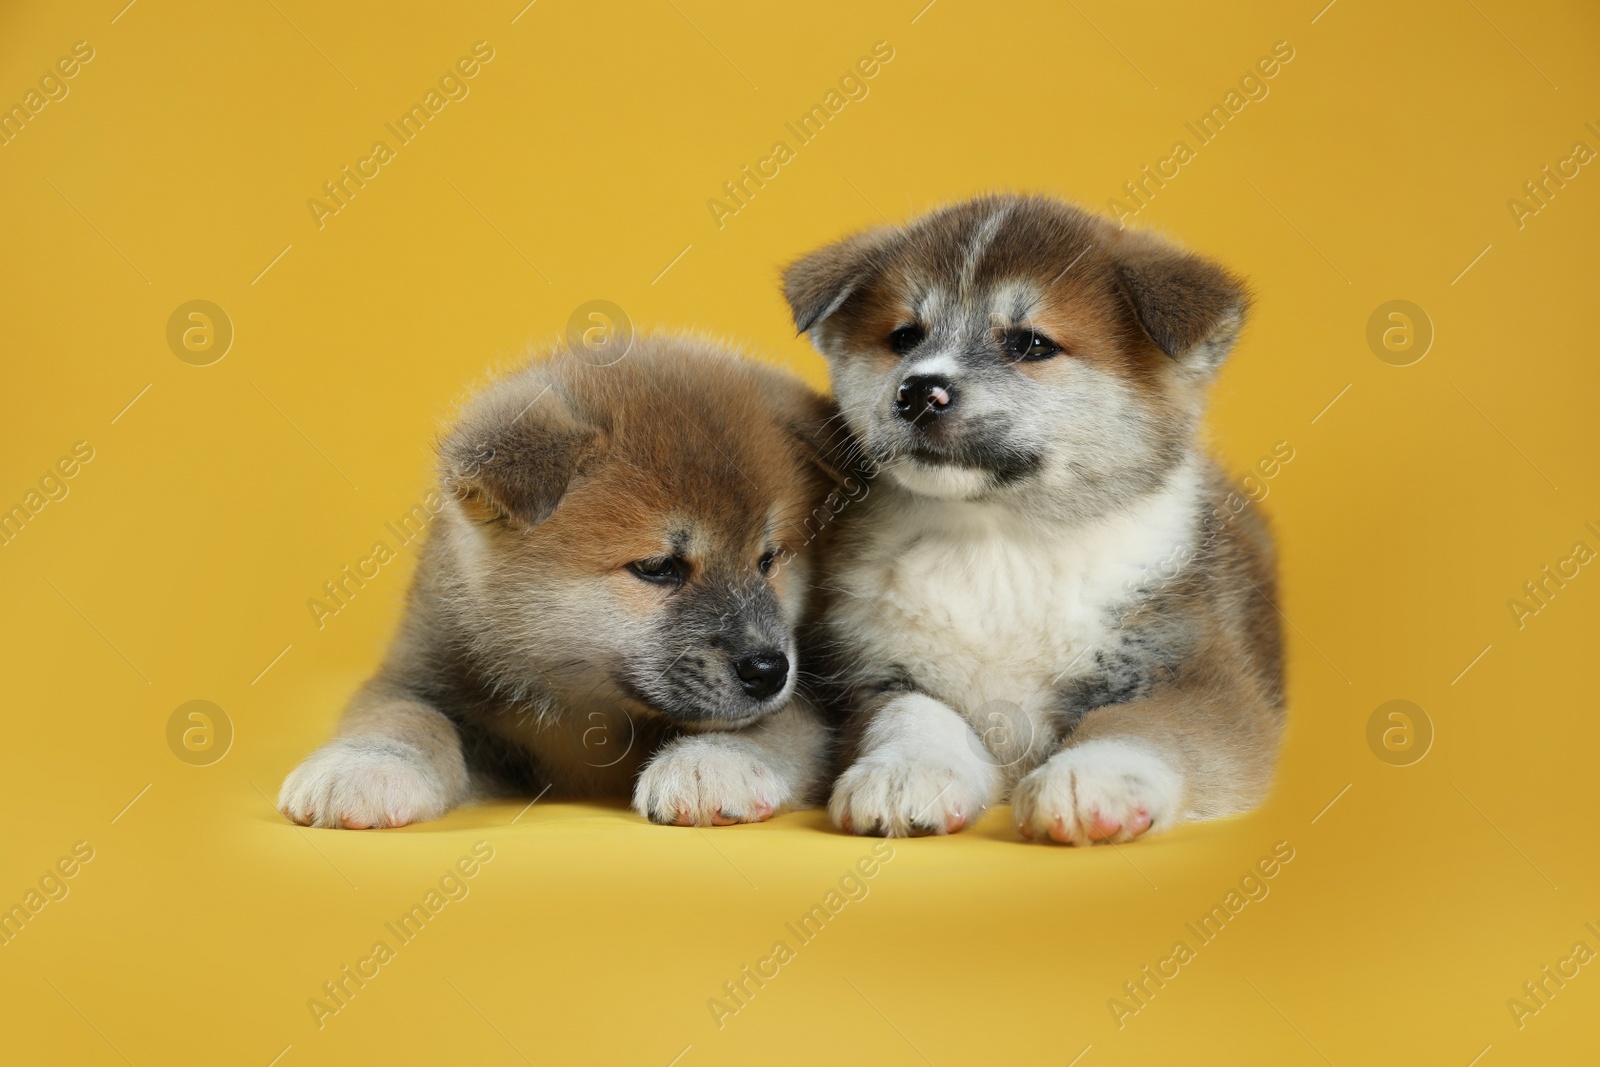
[783,194,1284,844]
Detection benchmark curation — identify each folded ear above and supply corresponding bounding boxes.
[443,382,599,527]
[786,395,871,491]
[1115,237,1250,367]
[782,229,889,335]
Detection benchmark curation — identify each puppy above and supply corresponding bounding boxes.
[278,335,840,829]
[784,194,1284,843]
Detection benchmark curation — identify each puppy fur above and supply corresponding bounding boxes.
[784,193,1284,844]
[278,336,841,829]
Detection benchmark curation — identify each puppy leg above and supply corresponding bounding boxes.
[632,695,830,827]
[279,683,470,830]
[1012,669,1279,845]
[830,693,998,836]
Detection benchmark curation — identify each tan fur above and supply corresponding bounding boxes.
[279,335,840,829]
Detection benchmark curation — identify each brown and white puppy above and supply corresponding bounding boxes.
[278,336,840,829]
[784,194,1284,844]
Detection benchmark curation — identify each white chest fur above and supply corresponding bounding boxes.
[830,462,1201,718]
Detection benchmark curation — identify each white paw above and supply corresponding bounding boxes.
[278,738,456,829]
[1012,739,1183,845]
[632,737,785,827]
[829,754,994,837]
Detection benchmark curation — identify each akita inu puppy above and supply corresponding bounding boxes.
[784,194,1284,844]
[278,336,839,829]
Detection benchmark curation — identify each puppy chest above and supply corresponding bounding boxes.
[837,529,1143,702]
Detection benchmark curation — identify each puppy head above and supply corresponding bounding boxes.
[782,194,1249,516]
[439,336,838,728]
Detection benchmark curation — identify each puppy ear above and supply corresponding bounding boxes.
[443,383,599,527]
[782,230,887,334]
[787,396,870,490]
[1116,239,1250,366]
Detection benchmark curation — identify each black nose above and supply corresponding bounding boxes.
[894,375,955,427]
[734,651,789,699]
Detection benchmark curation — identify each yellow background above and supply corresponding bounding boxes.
[2,1,1597,1063]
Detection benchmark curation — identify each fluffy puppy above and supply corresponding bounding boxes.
[278,336,840,829]
[784,194,1284,844]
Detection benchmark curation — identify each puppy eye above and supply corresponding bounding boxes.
[627,556,688,585]
[887,325,925,355]
[758,550,780,576]
[1005,328,1062,362]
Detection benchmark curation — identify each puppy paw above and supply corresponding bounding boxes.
[278,738,456,829]
[1012,739,1182,845]
[829,756,992,837]
[632,737,784,827]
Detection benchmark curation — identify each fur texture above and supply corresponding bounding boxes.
[279,336,841,829]
[784,193,1284,844]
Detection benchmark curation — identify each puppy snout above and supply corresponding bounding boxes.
[733,650,789,699]
[894,374,955,427]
